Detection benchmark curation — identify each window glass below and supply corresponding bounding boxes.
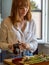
[30,0,42,39]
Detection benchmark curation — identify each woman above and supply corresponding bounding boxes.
[0,0,38,58]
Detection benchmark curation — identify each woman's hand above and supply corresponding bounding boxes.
[8,44,13,51]
[20,43,30,50]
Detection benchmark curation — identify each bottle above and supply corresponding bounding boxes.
[13,43,20,55]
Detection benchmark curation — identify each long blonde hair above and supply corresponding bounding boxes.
[10,0,32,24]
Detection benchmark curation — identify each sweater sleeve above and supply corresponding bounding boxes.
[0,19,9,50]
[26,20,38,53]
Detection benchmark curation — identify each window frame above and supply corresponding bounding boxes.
[31,0,48,43]
[38,0,48,43]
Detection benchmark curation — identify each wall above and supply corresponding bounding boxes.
[2,0,12,19]
[38,44,49,55]
[47,0,49,42]
[0,0,1,13]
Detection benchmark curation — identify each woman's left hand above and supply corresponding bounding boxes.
[21,43,30,50]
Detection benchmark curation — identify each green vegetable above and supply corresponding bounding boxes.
[22,55,49,64]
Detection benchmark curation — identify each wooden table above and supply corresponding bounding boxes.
[3,59,15,65]
[3,58,49,65]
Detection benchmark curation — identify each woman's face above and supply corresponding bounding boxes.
[18,6,29,17]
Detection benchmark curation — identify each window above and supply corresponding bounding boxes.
[30,0,48,43]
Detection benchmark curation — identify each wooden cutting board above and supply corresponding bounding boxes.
[3,58,49,65]
[3,59,16,65]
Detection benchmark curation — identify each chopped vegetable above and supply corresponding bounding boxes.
[21,54,49,64]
